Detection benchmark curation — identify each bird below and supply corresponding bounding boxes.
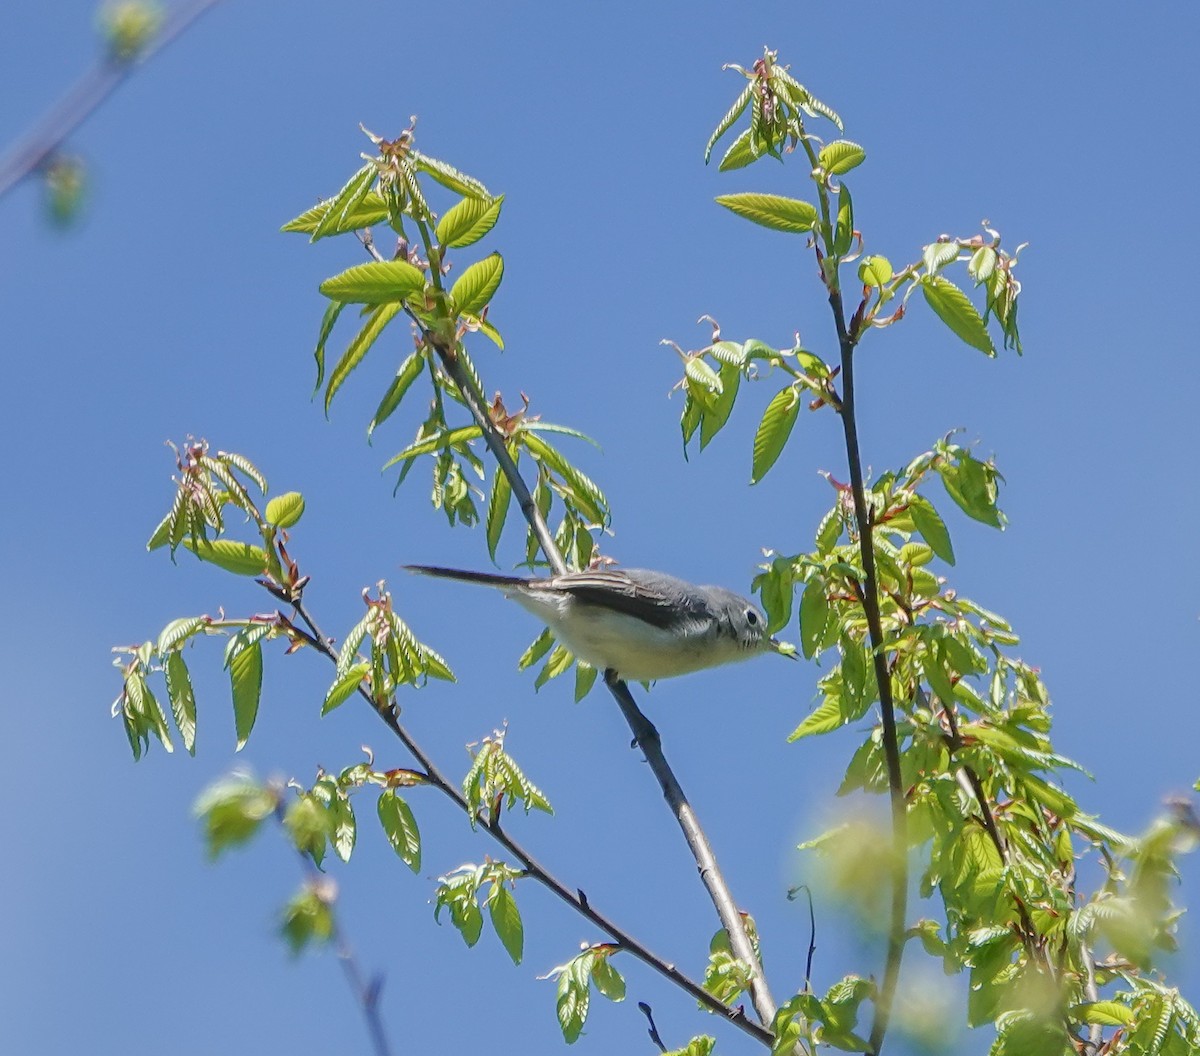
[404,564,792,682]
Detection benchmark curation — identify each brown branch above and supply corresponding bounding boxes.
[0,0,223,199]
[827,287,908,1056]
[268,583,777,1048]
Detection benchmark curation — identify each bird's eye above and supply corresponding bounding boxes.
[745,608,759,626]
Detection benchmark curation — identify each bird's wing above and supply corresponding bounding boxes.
[542,569,701,630]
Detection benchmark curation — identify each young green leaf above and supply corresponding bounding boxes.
[717,127,757,172]
[319,259,425,304]
[922,276,995,356]
[325,301,404,414]
[321,661,369,715]
[282,191,389,236]
[435,194,504,248]
[264,491,305,529]
[312,300,344,392]
[700,360,741,450]
[311,163,377,241]
[488,885,524,965]
[705,81,754,163]
[715,192,818,234]
[938,453,1004,527]
[858,255,893,288]
[518,627,555,671]
[908,493,955,564]
[411,151,491,198]
[377,790,421,872]
[164,650,197,754]
[368,351,426,441]
[156,615,207,654]
[833,182,854,256]
[799,576,830,659]
[450,252,504,316]
[818,140,866,175]
[183,538,269,577]
[228,639,263,751]
[194,775,278,859]
[751,386,801,483]
[486,461,514,562]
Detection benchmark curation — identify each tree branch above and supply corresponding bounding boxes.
[267,583,777,1048]
[827,286,908,1056]
[0,0,222,199]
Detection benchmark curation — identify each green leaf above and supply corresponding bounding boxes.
[265,491,305,529]
[311,163,377,241]
[592,956,626,1001]
[908,494,955,564]
[556,959,591,1044]
[183,538,269,577]
[705,81,754,163]
[194,776,276,859]
[329,788,355,862]
[436,194,504,248]
[521,433,608,526]
[922,276,995,356]
[322,661,369,715]
[938,453,1003,528]
[382,425,483,470]
[715,192,818,234]
[969,245,997,282]
[833,183,854,256]
[325,301,404,414]
[411,151,491,198]
[450,252,504,316]
[700,360,741,450]
[312,300,344,393]
[1071,1000,1136,1026]
[377,790,421,872]
[488,885,523,965]
[228,639,263,751]
[858,255,893,287]
[799,577,830,659]
[519,628,555,671]
[368,351,426,441]
[534,644,574,690]
[485,462,513,563]
[751,386,800,483]
[319,259,425,304]
[164,650,197,755]
[819,140,866,175]
[717,127,757,172]
[788,696,845,740]
[282,190,388,236]
[156,615,206,654]
[574,661,598,702]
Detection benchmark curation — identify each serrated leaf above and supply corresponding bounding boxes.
[330,790,356,862]
[715,193,818,234]
[556,967,590,1044]
[322,661,369,715]
[450,252,504,316]
[969,245,997,282]
[518,627,555,671]
[282,190,389,235]
[922,276,995,356]
[325,301,404,414]
[265,491,305,529]
[718,127,757,172]
[382,425,483,470]
[833,183,854,256]
[164,650,197,754]
[368,351,426,440]
[592,957,626,1001]
[521,432,608,526]
[436,194,504,248]
[819,140,866,175]
[788,696,845,740]
[377,790,421,872]
[157,616,206,654]
[751,386,800,483]
[228,640,263,751]
[319,259,425,304]
[908,494,955,564]
[411,151,491,198]
[939,453,1003,527]
[1072,1000,1136,1026]
[311,163,377,241]
[486,461,513,562]
[705,81,754,163]
[312,299,344,393]
[700,360,740,450]
[183,538,269,577]
[858,255,893,287]
[488,886,523,965]
[799,577,829,659]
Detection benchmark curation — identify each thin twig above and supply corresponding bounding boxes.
[410,284,778,1028]
[267,583,777,1048]
[276,806,393,1056]
[638,1002,669,1054]
[0,0,222,199]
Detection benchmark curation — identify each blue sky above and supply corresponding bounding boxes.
[3,3,1199,1054]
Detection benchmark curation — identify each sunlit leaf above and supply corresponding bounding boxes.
[751,386,800,483]
[228,640,263,751]
[325,301,404,414]
[182,538,269,577]
[377,790,421,872]
[436,194,504,248]
[450,252,504,316]
[715,192,818,234]
[319,259,425,304]
[922,276,995,356]
[265,491,305,529]
[818,140,866,175]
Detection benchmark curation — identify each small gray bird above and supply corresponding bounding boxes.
[404,564,792,682]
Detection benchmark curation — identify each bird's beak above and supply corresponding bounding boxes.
[769,637,799,660]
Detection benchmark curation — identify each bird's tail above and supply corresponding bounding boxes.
[403,564,531,589]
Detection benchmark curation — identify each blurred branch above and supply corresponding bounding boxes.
[0,0,222,200]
